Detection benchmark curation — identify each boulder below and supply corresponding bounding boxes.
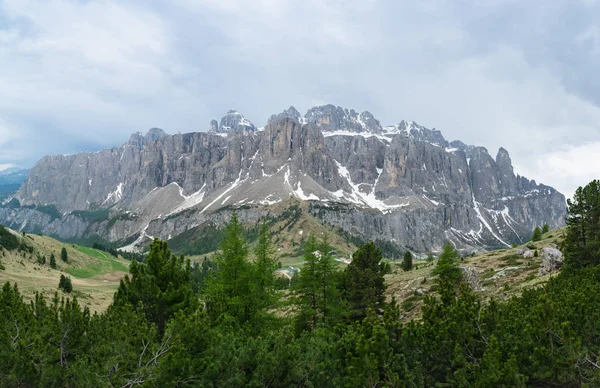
[539,247,564,275]
[523,249,534,258]
[459,265,480,290]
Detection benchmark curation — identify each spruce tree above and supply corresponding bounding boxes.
[542,223,550,234]
[60,247,68,262]
[50,254,57,269]
[341,241,387,321]
[401,251,413,271]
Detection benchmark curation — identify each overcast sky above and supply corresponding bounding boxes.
[1,0,599,199]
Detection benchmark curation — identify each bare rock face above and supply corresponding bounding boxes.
[539,248,564,275]
[1,105,567,254]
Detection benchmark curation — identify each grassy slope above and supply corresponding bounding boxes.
[0,230,129,313]
[385,228,566,320]
[187,199,359,269]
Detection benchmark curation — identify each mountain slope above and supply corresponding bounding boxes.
[0,226,129,312]
[0,105,565,253]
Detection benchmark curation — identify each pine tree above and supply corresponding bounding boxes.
[341,241,387,321]
[532,226,542,242]
[114,238,194,334]
[60,247,68,262]
[50,254,57,269]
[542,224,550,234]
[401,251,413,271]
[564,180,600,268]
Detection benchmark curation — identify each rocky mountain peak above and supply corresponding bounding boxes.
[496,147,511,164]
[145,128,167,142]
[268,106,305,125]
[217,110,256,133]
[304,104,382,133]
[127,128,168,149]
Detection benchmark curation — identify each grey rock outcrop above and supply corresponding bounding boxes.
[539,247,564,275]
[1,105,567,254]
[460,265,480,290]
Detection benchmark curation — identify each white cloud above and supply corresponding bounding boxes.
[525,142,600,200]
[0,0,598,200]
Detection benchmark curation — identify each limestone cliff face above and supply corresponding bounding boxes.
[1,105,566,253]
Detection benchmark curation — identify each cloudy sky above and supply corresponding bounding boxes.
[1,0,599,198]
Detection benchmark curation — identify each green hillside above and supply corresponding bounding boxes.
[0,226,129,312]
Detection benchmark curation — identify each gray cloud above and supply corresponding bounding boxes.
[0,0,599,199]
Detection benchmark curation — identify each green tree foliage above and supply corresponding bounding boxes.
[426,252,435,262]
[58,275,73,293]
[542,223,550,234]
[60,247,68,262]
[49,253,57,269]
[295,234,343,332]
[532,226,543,242]
[341,241,387,321]
[204,212,253,325]
[0,225,19,251]
[252,219,278,312]
[189,258,216,294]
[564,179,600,269]
[6,183,600,386]
[114,238,195,334]
[432,242,462,304]
[401,251,413,271]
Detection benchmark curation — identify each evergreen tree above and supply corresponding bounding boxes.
[50,254,57,269]
[532,226,543,242]
[542,223,550,234]
[60,247,68,262]
[252,219,278,313]
[564,180,600,268]
[58,275,73,293]
[295,233,320,331]
[341,241,387,321]
[114,238,195,334]
[316,237,342,326]
[204,212,254,325]
[295,234,342,331]
[432,242,462,304]
[401,251,413,271]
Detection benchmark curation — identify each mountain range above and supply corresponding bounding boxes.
[0,105,566,254]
